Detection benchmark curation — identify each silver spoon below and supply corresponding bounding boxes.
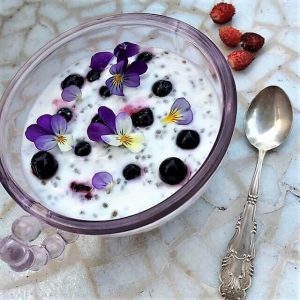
[219,86,293,300]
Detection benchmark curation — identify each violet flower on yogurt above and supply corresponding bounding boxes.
[25,114,73,152]
[92,172,114,192]
[87,106,116,141]
[105,60,148,96]
[90,51,114,71]
[114,41,140,62]
[162,98,193,125]
[61,85,82,102]
[88,108,145,153]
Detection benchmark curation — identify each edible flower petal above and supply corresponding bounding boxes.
[105,60,147,96]
[90,51,114,71]
[87,106,117,141]
[101,112,145,153]
[87,123,114,142]
[98,106,117,133]
[114,42,139,59]
[126,60,148,75]
[162,98,193,125]
[61,85,82,102]
[92,172,113,191]
[25,114,73,152]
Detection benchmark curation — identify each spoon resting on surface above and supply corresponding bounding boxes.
[219,86,293,300]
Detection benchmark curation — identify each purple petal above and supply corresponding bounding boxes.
[51,114,67,135]
[171,97,191,112]
[171,98,193,125]
[61,85,81,102]
[92,172,113,190]
[114,42,139,57]
[176,110,193,125]
[35,135,57,151]
[36,114,53,133]
[123,72,140,88]
[105,76,124,96]
[116,49,129,64]
[25,124,49,142]
[115,112,132,135]
[109,60,126,75]
[98,106,116,133]
[127,61,148,75]
[90,52,114,71]
[87,123,113,142]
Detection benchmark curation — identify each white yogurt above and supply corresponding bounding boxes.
[21,48,222,220]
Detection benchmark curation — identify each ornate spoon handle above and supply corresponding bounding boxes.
[220,150,266,300]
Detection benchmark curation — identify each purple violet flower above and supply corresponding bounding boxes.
[87,106,116,142]
[114,42,139,62]
[162,98,193,125]
[90,51,114,71]
[25,114,73,152]
[105,60,148,96]
[61,85,82,102]
[92,172,113,191]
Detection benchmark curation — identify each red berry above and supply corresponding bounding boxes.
[227,50,255,71]
[219,26,242,47]
[241,32,265,52]
[210,3,235,24]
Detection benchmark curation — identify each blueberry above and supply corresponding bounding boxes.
[61,74,84,89]
[70,182,92,193]
[159,157,187,185]
[57,107,73,122]
[74,141,91,156]
[136,51,153,63]
[86,69,101,82]
[152,80,172,97]
[131,108,154,127]
[123,164,141,180]
[99,86,111,98]
[91,114,104,124]
[31,151,58,180]
[176,130,200,149]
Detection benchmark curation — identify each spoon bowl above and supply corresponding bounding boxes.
[245,85,293,151]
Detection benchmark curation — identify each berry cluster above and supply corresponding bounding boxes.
[210,2,265,71]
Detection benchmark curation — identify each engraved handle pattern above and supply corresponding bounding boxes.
[220,150,265,300]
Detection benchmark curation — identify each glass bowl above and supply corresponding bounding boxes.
[0,13,236,235]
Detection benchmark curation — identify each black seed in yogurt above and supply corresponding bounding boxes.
[176,130,200,150]
[131,107,154,127]
[152,80,172,97]
[61,74,84,89]
[86,69,101,82]
[70,182,92,193]
[123,164,141,180]
[136,51,153,63]
[74,141,91,156]
[99,86,111,98]
[57,107,73,122]
[31,151,58,180]
[159,157,187,185]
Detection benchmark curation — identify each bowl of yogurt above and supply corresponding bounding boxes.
[0,13,236,235]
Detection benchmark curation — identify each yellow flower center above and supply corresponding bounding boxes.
[162,110,181,123]
[119,134,132,145]
[113,74,123,86]
[56,135,67,144]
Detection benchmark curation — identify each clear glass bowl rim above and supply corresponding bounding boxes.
[0,13,237,235]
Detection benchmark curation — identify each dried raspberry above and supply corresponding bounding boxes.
[241,32,265,52]
[219,26,242,47]
[227,50,255,71]
[210,3,235,24]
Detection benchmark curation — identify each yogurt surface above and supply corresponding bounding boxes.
[21,47,222,220]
